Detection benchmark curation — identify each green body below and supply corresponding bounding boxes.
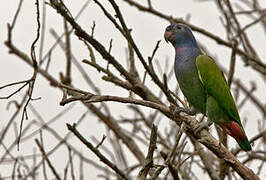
[196,55,240,123]
[196,55,251,151]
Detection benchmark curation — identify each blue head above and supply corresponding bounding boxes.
[164,24,199,49]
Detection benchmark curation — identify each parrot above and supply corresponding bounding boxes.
[164,23,251,151]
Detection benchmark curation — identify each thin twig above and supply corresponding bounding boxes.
[35,139,61,180]
[137,124,157,179]
[228,40,237,88]
[67,123,129,180]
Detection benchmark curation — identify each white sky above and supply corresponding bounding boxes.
[0,0,266,179]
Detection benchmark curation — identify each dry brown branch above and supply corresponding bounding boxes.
[137,124,157,179]
[35,139,61,180]
[67,123,129,180]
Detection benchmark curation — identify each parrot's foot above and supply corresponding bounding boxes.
[169,105,196,116]
[194,121,213,135]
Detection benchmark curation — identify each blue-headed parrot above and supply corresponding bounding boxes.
[164,23,251,151]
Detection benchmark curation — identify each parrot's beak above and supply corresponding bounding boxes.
[164,31,172,43]
[164,32,169,43]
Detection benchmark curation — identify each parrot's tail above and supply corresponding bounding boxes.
[236,139,252,151]
[221,122,252,151]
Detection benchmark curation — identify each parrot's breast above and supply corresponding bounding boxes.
[174,48,207,113]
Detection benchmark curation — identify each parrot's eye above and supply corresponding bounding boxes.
[176,26,182,30]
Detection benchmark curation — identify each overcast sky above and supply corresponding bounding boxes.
[1,0,266,179]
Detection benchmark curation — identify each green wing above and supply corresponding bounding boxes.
[195,55,241,124]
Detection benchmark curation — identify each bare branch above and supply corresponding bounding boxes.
[137,124,157,179]
[35,139,61,180]
[66,123,129,180]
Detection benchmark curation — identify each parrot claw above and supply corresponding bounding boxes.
[194,121,213,135]
[169,105,196,116]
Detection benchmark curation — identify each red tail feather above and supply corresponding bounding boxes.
[221,122,246,140]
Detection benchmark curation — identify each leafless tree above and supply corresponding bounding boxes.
[1,0,266,179]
